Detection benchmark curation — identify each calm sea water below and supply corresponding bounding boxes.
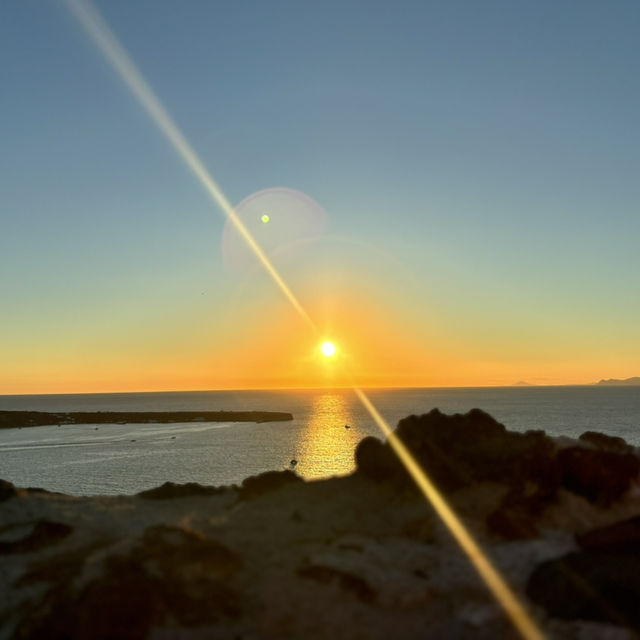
[0,387,638,496]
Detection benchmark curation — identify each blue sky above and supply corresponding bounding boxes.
[1,1,639,391]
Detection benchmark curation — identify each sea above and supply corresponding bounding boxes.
[0,387,639,496]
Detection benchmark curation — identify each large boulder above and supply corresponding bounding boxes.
[527,550,640,630]
[238,470,302,500]
[577,514,640,553]
[557,447,640,505]
[0,520,73,554]
[355,409,560,498]
[137,482,226,500]
[528,514,640,631]
[0,479,17,502]
[12,525,242,640]
[579,431,634,454]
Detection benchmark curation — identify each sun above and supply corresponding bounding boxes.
[321,341,337,358]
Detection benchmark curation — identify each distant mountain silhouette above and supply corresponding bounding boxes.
[596,377,640,386]
[512,381,534,387]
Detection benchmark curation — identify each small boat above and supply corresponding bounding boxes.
[344,424,351,429]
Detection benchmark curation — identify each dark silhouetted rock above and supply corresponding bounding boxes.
[137,481,226,500]
[355,410,566,539]
[354,436,404,483]
[298,564,376,603]
[579,431,633,454]
[558,447,640,505]
[238,470,302,500]
[0,520,72,554]
[25,486,59,495]
[12,525,241,640]
[487,472,563,541]
[356,409,560,498]
[527,551,640,630]
[0,479,17,502]
[577,514,640,553]
[486,497,541,540]
[528,513,640,630]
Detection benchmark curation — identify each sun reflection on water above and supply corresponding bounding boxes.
[294,393,360,480]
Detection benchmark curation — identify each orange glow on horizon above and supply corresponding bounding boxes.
[2,285,631,395]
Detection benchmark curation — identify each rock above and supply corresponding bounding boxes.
[354,436,404,483]
[579,431,633,454]
[0,479,17,502]
[486,500,540,540]
[526,551,640,630]
[298,564,376,603]
[137,481,225,500]
[356,409,566,540]
[356,409,560,499]
[486,481,558,541]
[528,513,640,630]
[0,520,73,554]
[558,447,640,505]
[238,470,302,500]
[25,486,59,495]
[12,525,242,640]
[577,514,640,553]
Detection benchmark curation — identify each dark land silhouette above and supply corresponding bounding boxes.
[0,410,293,430]
[596,377,640,386]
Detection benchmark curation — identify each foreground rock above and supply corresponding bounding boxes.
[2,409,640,639]
[527,514,640,629]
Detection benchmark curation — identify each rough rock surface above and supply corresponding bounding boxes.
[557,447,640,505]
[579,431,634,454]
[137,482,228,501]
[527,514,640,631]
[2,409,640,639]
[356,409,560,494]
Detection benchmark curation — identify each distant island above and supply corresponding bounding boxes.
[0,410,293,430]
[512,381,534,387]
[595,377,640,386]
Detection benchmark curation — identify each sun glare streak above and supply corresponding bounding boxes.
[65,3,545,638]
[64,0,315,333]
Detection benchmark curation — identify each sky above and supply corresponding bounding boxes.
[1,0,639,393]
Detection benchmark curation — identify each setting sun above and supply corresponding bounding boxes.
[321,341,337,358]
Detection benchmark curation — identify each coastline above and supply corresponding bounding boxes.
[0,410,294,430]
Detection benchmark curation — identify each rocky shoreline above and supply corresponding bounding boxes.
[0,410,294,430]
[2,408,640,639]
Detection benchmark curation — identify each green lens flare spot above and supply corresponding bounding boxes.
[261,214,270,224]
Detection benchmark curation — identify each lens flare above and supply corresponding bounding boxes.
[223,187,328,273]
[63,0,316,332]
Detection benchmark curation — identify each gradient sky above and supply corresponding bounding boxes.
[1,0,639,393]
